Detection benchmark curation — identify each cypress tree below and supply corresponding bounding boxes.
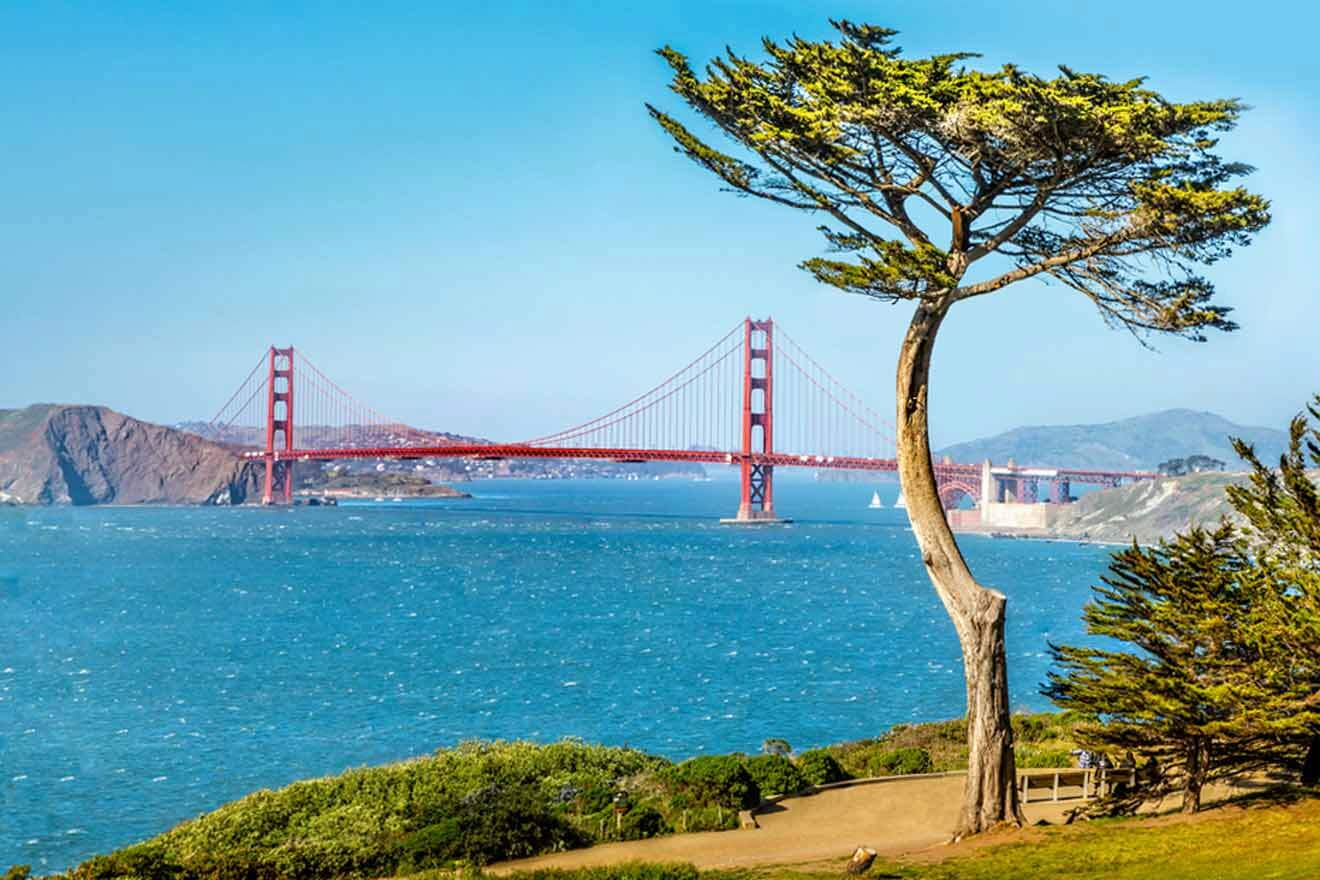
[1227,395,1320,784]
[1045,524,1271,813]
[647,19,1270,837]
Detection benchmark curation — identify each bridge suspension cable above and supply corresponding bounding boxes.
[521,321,746,453]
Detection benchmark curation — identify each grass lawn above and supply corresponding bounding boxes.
[485,790,1320,880]
[755,790,1320,880]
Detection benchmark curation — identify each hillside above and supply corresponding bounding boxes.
[1047,471,1245,544]
[0,404,263,505]
[939,409,1286,471]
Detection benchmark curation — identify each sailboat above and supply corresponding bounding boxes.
[894,491,907,510]
[868,490,884,509]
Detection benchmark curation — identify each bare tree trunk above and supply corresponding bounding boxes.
[1182,740,1205,813]
[895,298,1025,839]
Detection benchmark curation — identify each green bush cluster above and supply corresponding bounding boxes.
[1014,746,1074,769]
[1012,711,1085,745]
[660,756,760,810]
[59,740,751,880]
[393,784,587,871]
[866,747,934,777]
[741,755,808,797]
[794,750,849,786]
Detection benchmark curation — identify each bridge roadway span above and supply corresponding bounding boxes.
[246,444,1151,487]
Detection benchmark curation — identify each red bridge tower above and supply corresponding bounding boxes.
[262,346,295,505]
[723,318,787,524]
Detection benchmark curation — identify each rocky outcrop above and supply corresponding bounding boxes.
[0,405,263,505]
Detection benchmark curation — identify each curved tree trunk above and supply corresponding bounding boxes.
[895,298,1025,838]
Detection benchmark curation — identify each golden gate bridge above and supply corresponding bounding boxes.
[206,318,1154,521]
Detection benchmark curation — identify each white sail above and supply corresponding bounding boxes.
[868,491,884,509]
[894,491,906,509]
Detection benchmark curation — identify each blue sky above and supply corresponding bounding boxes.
[3,1,1316,447]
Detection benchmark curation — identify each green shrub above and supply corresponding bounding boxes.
[3,868,31,880]
[866,747,933,777]
[741,754,807,797]
[928,719,967,743]
[69,844,181,880]
[1013,715,1049,743]
[795,750,849,786]
[1015,746,1074,768]
[442,783,587,865]
[620,806,671,840]
[573,782,615,814]
[394,818,463,872]
[661,756,760,810]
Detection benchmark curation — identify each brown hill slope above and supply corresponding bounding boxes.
[0,404,262,505]
[1047,471,1245,544]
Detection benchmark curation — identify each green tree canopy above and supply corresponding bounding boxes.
[1228,396,1320,783]
[649,21,1269,337]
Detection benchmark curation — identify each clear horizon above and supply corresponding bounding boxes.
[4,1,1316,447]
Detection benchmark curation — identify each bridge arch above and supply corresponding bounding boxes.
[938,479,980,510]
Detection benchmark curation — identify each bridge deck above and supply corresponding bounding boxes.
[243,444,1153,483]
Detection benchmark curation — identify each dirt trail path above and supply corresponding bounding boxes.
[490,774,1259,874]
[490,775,1077,874]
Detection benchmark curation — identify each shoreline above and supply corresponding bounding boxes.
[952,526,1131,547]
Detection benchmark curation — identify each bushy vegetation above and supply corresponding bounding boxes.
[868,747,934,777]
[42,714,1093,880]
[815,713,1085,779]
[740,755,808,797]
[794,750,848,786]
[660,756,760,810]
[54,741,735,880]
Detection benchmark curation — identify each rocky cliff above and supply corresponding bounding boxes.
[0,405,263,505]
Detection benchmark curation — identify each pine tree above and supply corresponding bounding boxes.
[1045,524,1280,813]
[1227,395,1320,784]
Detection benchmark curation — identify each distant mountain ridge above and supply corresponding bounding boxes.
[0,404,262,505]
[938,409,1288,472]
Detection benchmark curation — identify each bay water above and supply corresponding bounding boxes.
[0,477,1115,870]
